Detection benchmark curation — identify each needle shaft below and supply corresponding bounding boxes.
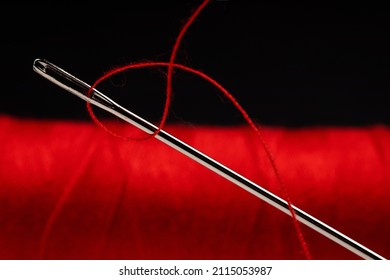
[33,58,385,260]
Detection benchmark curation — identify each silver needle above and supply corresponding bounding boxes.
[33,58,386,260]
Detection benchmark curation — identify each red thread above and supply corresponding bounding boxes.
[39,142,99,259]
[86,0,311,259]
[164,0,210,138]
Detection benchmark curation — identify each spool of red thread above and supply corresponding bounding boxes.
[0,115,389,259]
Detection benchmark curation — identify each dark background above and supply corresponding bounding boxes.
[2,2,389,126]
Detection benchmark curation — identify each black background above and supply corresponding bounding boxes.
[2,2,389,126]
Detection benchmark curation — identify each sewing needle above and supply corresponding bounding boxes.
[33,58,386,260]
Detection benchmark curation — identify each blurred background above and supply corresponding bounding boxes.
[2,1,389,127]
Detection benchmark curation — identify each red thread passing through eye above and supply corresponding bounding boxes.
[85,0,312,259]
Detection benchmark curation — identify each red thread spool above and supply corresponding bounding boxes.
[1,115,389,259]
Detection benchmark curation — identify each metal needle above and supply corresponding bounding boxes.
[33,58,386,260]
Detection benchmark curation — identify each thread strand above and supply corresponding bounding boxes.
[86,0,311,259]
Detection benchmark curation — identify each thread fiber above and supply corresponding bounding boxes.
[86,0,311,258]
